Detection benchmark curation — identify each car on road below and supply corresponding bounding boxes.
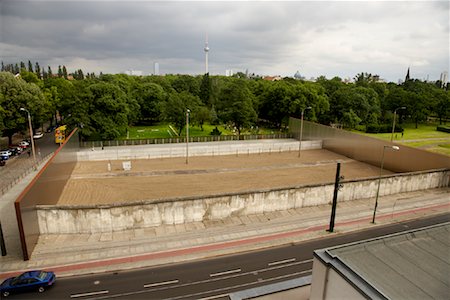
[18,141,30,148]
[0,149,12,160]
[0,270,56,297]
[33,131,44,139]
[9,146,22,156]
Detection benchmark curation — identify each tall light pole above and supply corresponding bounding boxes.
[186,109,190,164]
[298,106,312,158]
[20,107,36,167]
[372,145,400,223]
[391,106,406,142]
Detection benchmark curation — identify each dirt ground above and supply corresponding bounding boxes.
[58,149,392,205]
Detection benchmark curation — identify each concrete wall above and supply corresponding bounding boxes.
[36,169,449,234]
[77,139,322,161]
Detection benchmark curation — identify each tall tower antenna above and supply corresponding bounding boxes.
[204,33,209,74]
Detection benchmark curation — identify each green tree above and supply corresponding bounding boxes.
[0,72,47,144]
[217,80,257,135]
[199,73,211,105]
[84,82,130,139]
[35,62,41,79]
[27,60,33,73]
[62,66,68,79]
[193,106,211,131]
[163,91,201,135]
[132,82,166,123]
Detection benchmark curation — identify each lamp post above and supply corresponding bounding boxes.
[298,106,312,158]
[372,145,400,223]
[185,109,190,164]
[390,106,406,142]
[20,107,36,167]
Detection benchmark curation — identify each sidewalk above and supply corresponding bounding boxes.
[1,183,448,279]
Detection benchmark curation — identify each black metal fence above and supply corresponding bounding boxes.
[80,133,294,148]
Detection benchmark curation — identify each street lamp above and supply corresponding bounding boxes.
[185,109,190,164]
[390,106,406,142]
[298,106,312,158]
[372,145,400,223]
[20,107,36,167]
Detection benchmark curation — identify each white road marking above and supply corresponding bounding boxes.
[210,268,241,277]
[70,290,109,298]
[144,279,179,288]
[268,258,296,266]
[199,293,230,300]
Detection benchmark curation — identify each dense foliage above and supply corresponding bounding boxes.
[1,61,449,141]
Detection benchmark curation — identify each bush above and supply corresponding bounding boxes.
[437,125,450,133]
[366,124,403,133]
[210,126,222,136]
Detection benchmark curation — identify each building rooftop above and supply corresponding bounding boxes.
[315,222,450,299]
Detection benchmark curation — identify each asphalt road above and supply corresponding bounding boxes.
[4,213,449,300]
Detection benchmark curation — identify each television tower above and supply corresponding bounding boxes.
[204,34,209,74]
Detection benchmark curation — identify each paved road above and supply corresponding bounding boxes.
[5,213,448,299]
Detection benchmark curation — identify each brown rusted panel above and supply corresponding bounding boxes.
[15,128,79,260]
[289,118,450,172]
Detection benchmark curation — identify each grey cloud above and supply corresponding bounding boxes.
[0,1,448,81]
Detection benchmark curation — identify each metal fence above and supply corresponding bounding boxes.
[0,152,53,196]
[79,133,294,148]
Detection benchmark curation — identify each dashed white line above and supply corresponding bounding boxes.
[70,290,109,298]
[210,268,242,277]
[199,293,230,300]
[144,279,179,288]
[268,258,296,266]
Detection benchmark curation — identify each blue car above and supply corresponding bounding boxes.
[0,270,56,297]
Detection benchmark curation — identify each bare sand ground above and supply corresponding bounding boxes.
[59,149,391,205]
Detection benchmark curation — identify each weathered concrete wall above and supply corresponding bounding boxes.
[77,139,322,161]
[37,169,449,234]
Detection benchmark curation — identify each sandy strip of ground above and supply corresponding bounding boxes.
[59,149,391,205]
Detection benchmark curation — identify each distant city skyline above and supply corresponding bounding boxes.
[1,1,448,83]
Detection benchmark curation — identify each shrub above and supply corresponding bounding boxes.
[366,124,403,133]
[436,125,450,133]
[210,126,222,136]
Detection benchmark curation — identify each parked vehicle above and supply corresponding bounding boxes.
[46,125,57,133]
[33,131,44,139]
[0,270,56,297]
[9,146,22,156]
[18,141,30,148]
[0,150,12,160]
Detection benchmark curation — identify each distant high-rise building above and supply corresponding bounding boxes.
[440,71,448,88]
[225,69,233,77]
[154,62,159,75]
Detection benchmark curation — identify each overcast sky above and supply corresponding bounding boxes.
[1,1,449,82]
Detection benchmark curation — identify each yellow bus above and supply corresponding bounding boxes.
[54,125,67,144]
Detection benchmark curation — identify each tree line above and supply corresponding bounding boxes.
[0,61,449,144]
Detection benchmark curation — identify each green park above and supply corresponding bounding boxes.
[0,63,449,155]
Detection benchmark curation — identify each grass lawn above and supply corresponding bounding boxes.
[120,123,285,140]
[121,124,234,139]
[354,122,450,156]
